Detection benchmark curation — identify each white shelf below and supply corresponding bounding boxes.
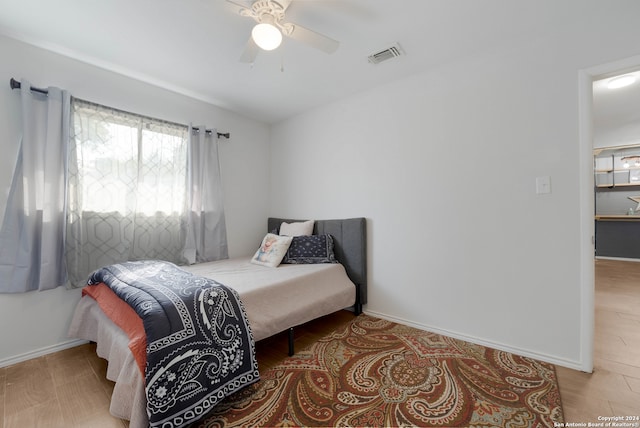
[595,182,640,188]
[594,144,640,188]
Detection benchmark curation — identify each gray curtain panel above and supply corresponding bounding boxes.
[0,80,71,293]
[183,125,228,264]
[0,91,229,292]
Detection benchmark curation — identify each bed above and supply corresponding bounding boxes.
[67,217,367,428]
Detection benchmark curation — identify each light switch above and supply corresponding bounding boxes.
[536,176,551,194]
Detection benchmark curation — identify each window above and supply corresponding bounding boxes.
[66,99,190,285]
[70,100,188,215]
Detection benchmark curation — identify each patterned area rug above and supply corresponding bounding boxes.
[194,314,564,427]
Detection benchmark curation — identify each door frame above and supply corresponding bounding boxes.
[578,54,640,373]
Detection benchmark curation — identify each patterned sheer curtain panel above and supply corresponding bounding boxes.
[66,100,191,287]
[0,81,71,293]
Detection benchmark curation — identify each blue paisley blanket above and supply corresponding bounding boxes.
[87,260,259,428]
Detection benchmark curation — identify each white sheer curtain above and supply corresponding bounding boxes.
[184,126,228,263]
[0,81,71,293]
[66,100,190,287]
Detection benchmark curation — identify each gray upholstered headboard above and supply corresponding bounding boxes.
[268,217,367,307]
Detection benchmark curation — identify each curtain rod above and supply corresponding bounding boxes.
[9,77,230,139]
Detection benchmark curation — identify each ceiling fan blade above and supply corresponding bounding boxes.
[272,0,292,11]
[285,23,339,54]
[226,0,251,15]
[239,37,260,63]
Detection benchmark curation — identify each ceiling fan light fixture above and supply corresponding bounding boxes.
[607,74,637,89]
[252,23,282,51]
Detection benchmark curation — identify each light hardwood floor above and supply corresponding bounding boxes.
[1,260,639,427]
[556,258,640,423]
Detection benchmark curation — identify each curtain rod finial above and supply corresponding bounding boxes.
[9,78,21,90]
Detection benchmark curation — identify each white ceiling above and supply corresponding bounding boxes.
[593,70,640,134]
[0,0,637,126]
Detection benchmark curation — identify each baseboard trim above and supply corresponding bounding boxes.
[363,309,584,371]
[0,339,89,368]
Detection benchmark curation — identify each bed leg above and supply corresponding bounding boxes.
[354,285,363,315]
[288,327,294,356]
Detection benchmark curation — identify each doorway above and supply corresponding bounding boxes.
[579,55,640,373]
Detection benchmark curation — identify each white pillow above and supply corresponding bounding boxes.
[250,233,293,267]
[279,220,314,236]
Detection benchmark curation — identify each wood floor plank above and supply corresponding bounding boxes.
[56,374,118,427]
[558,388,614,423]
[4,369,56,415]
[46,354,96,388]
[4,357,51,385]
[555,365,635,404]
[4,398,65,428]
[594,357,640,380]
[626,374,640,393]
[611,400,640,418]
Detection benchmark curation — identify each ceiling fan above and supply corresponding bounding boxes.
[226,0,339,63]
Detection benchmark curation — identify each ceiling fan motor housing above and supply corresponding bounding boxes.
[244,0,286,24]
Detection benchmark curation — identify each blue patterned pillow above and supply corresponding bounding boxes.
[281,234,338,264]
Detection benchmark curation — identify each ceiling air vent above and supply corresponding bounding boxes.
[368,43,403,65]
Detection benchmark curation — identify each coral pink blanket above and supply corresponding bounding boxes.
[82,283,147,375]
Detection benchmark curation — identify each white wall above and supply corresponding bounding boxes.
[0,35,270,365]
[595,122,640,149]
[269,4,640,370]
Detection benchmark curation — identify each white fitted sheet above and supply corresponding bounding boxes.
[183,257,356,341]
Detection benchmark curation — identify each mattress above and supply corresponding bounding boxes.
[183,257,356,341]
[68,257,356,427]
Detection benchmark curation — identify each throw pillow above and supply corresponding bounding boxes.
[281,234,338,264]
[250,233,293,267]
[279,220,314,236]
